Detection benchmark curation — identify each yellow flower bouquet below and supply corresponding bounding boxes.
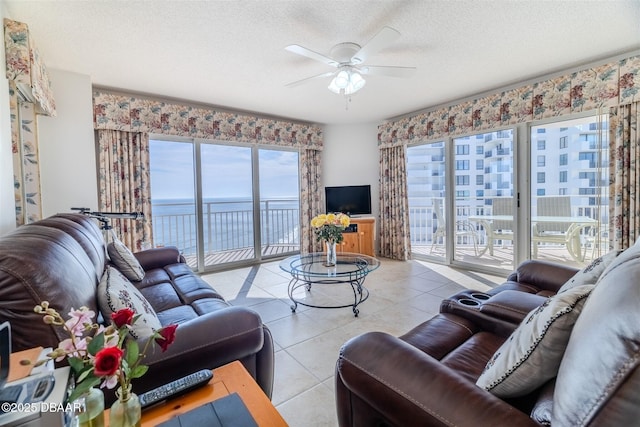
[311,213,351,244]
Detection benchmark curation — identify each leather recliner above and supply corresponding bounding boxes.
[0,213,274,400]
[336,255,640,426]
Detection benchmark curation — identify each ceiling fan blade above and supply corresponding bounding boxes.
[285,71,336,88]
[360,65,417,78]
[351,26,400,64]
[285,44,338,67]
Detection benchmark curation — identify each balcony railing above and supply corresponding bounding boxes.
[151,199,300,262]
[409,198,606,264]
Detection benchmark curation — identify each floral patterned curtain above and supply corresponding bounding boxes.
[299,148,323,254]
[379,145,411,260]
[609,101,640,250]
[96,130,153,251]
[93,90,323,253]
[10,100,41,225]
[380,55,639,146]
[92,91,323,150]
[5,19,57,226]
[378,54,639,258]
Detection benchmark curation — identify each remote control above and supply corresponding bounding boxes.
[138,369,213,409]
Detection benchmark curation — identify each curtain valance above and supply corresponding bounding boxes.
[93,90,323,150]
[4,19,56,116]
[379,55,640,147]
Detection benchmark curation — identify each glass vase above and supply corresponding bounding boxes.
[325,241,337,267]
[72,387,105,427]
[109,385,141,427]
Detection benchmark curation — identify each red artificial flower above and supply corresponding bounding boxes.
[111,308,135,328]
[155,324,178,352]
[93,346,124,377]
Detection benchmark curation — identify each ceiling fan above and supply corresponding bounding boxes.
[285,26,416,97]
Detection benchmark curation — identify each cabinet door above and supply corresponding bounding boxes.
[340,232,362,253]
[356,221,374,256]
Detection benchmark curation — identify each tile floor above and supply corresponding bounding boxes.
[201,258,505,427]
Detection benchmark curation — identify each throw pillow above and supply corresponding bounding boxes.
[475,284,594,398]
[530,379,555,425]
[596,235,640,282]
[98,266,162,340]
[107,232,145,282]
[557,249,622,293]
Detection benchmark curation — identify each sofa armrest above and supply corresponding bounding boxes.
[133,306,265,394]
[505,259,579,294]
[480,291,548,324]
[336,332,538,427]
[133,246,182,271]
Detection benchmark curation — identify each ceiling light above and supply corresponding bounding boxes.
[346,71,365,94]
[328,68,366,96]
[334,70,350,89]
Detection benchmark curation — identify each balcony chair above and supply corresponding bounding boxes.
[484,197,514,256]
[532,196,574,258]
[430,198,478,255]
[583,226,610,261]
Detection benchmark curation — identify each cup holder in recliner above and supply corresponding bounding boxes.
[458,298,481,307]
[470,292,490,301]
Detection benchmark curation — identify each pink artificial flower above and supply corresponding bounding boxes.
[56,337,87,362]
[65,307,95,336]
[100,374,119,390]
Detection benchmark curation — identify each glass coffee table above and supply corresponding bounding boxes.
[279,252,380,317]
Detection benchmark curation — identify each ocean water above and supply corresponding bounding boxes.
[151,198,300,254]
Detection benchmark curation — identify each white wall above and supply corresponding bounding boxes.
[321,123,379,219]
[0,2,16,234]
[37,68,97,217]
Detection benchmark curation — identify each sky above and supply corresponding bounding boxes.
[149,139,300,201]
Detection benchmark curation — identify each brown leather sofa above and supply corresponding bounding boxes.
[0,213,274,400]
[336,254,640,426]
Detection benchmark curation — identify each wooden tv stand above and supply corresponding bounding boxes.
[339,217,375,256]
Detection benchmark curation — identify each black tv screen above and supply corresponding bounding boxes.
[325,185,371,216]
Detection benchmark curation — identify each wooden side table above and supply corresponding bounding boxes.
[107,361,287,426]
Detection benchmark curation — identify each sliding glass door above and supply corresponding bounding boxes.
[453,130,515,270]
[148,140,197,264]
[149,138,300,271]
[407,113,608,274]
[200,144,255,267]
[258,149,300,257]
[530,115,609,264]
[407,142,446,261]
[406,130,515,271]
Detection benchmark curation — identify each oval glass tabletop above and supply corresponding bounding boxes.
[279,252,380,278]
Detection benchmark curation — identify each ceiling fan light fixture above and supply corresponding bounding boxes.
[334,70,350,88]
[349,71,366,93]
[285,26,414,102]
[327,78,341,94]
[328,69,366,96]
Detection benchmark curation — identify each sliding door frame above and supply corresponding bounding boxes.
[150,135,300,273]
[409,110,607,276]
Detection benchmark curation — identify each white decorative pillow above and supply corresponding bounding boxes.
[476,284,594,397]
[98,266,162,340]
[557,250,622,293]
[107,233,145,282]
[597,235,640,282]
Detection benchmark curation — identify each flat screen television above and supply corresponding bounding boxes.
[325,185,371,216]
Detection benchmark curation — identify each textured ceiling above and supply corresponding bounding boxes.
[4,0,640,125]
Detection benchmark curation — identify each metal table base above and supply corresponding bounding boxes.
[279,253,380,317]
[287,274,370,317]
